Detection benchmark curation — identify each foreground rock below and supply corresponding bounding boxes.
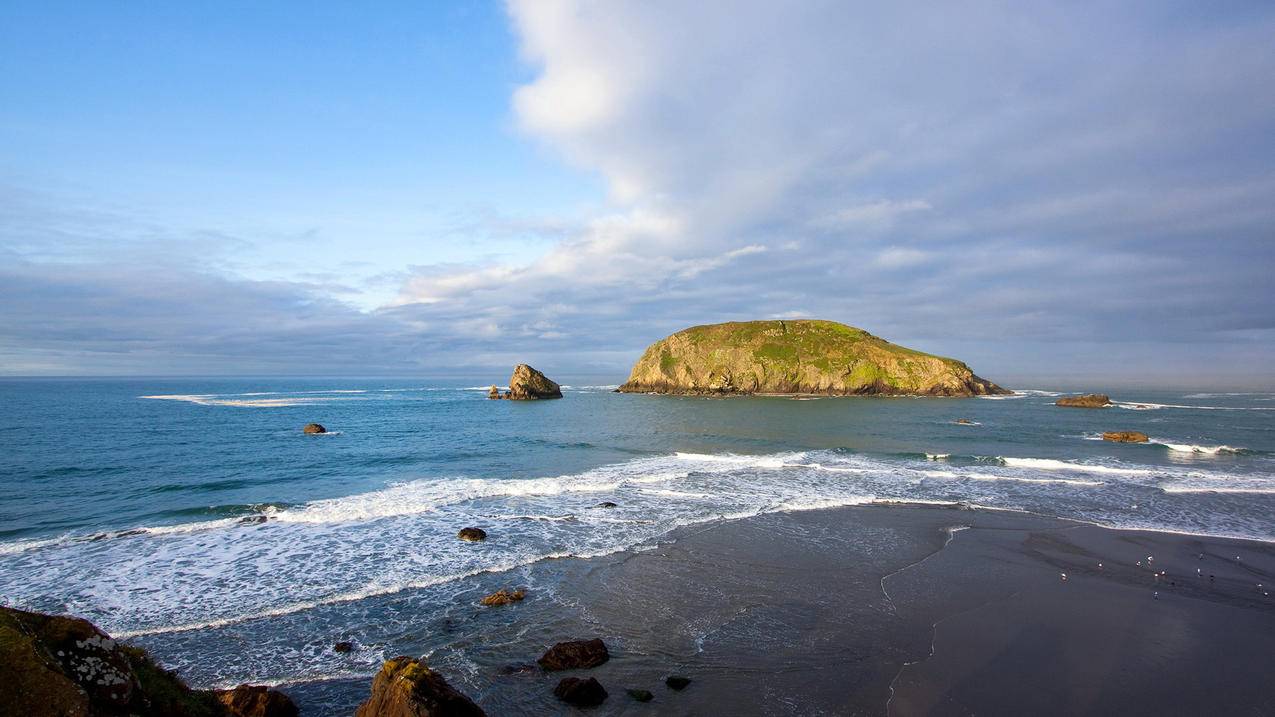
[1103,431,1149,443]
[627,688,654,702]
[665,676,692,691]
[355,657,485,717]
[479,588,525,606]
[0,605,295,717]
[537,638,610,670]
[214,685,299,717]
[303,423,327,434]
[617,320,1008,396]
[1055,394,1111,408]
[554,677,608,707]
[457,527,487,542]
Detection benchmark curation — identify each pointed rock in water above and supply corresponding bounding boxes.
[1055,394,1111,408]
[616,320,1008,396]
[626,688,654,702]
[215,684,299,717]
[554,677,608,707]
[1103,431,1149,443]
[487,385,502,400]
[665,676,692,691]
[537,638,610,670]
[303,423,327,434]
[480,588,526,606]
[506,364,563,400]
[355,657,485,717]
[458,527,487,542]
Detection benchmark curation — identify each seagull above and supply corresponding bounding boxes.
[1060,572,1068,581]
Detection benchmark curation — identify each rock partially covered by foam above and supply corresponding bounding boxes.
[457,527,487,542]
[1056,394,1111,408]
[0,605,295,717]
[1103,431,1149,443]
[355,657,486,717]
[507,364,563,400]
[480,588,525,606]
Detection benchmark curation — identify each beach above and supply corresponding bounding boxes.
[272,503,1275,714]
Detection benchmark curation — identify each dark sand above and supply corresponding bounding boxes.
[285,505,1275,715]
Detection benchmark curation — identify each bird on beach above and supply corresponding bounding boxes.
[1060,572,1068,581]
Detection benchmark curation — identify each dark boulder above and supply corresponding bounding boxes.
[457,527,487,542]
[554,677,608,707]
[333,641,354,653]
[1103,431,1149,443]
[665,676,692,691]
[355,657,485,717]
[626,688,654,702]
[537,638,609,671]
[1055,394,1111,408]
[595,501,618,508]
[302,423,327,434]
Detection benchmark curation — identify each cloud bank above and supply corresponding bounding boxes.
[3,1,1274,383]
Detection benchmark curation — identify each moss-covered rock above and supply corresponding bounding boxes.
[617,320,1007,396]
[0,606,291,717]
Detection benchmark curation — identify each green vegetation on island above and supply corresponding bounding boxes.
[617,320,1008,396]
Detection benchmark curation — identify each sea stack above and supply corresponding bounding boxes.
[616,320,1008,396]
[505,364,563,400]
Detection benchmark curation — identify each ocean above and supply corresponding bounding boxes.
[1,377,1272,712]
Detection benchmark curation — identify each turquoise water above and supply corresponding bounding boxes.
[1,378,1273,705]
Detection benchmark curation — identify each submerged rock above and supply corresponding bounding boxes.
[457,527,487,542]
[595,501,618,508]
[302,423,327,434]
[214,685,299,717]
[0,605,292,717]
[333,641,354,653]
[1103,431,1149,443]
[626,688,654,702]
[554,677,608,707]
[537,638,610,671]
[955,418,976,425]
[506,364,563,400]
[479,588,526,606]
[665,675,692,691]
[617,320,1008,396]
[1055,394,1111,408]
[355,657,485,717]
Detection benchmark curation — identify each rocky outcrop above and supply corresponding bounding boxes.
[537,639,610,671]
[479,589,525,606]
[507,364,562,400]
[303,423,327,434]
[1056,394,1111,408]
[553,677,608,707]
[457,527,487,542]
[0,606,294,717]
[1103,431,1149,443]
[617,320,1008,396]
[355,657,485,717]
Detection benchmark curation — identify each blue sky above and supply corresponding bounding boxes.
[2,1,1273,386]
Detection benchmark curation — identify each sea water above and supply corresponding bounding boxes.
[1,378,1272,707]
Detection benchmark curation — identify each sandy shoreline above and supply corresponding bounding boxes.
[276,503,1275,715]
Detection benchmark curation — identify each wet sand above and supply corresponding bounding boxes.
[284,505,1275,715]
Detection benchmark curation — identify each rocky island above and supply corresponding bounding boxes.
[617,320,1008,396]
[488,364,563,400]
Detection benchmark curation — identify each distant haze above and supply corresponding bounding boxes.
[1,2,1272,387]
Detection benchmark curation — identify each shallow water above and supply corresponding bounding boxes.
[1,377,1272,709]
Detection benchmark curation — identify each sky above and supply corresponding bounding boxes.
[1,1,1273,387]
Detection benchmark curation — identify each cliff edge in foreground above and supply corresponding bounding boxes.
[617,320,1008,396]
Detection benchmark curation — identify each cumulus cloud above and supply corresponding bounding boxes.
[3,1,1274,381]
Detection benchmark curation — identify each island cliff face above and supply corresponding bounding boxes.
[617,320,1008,396]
